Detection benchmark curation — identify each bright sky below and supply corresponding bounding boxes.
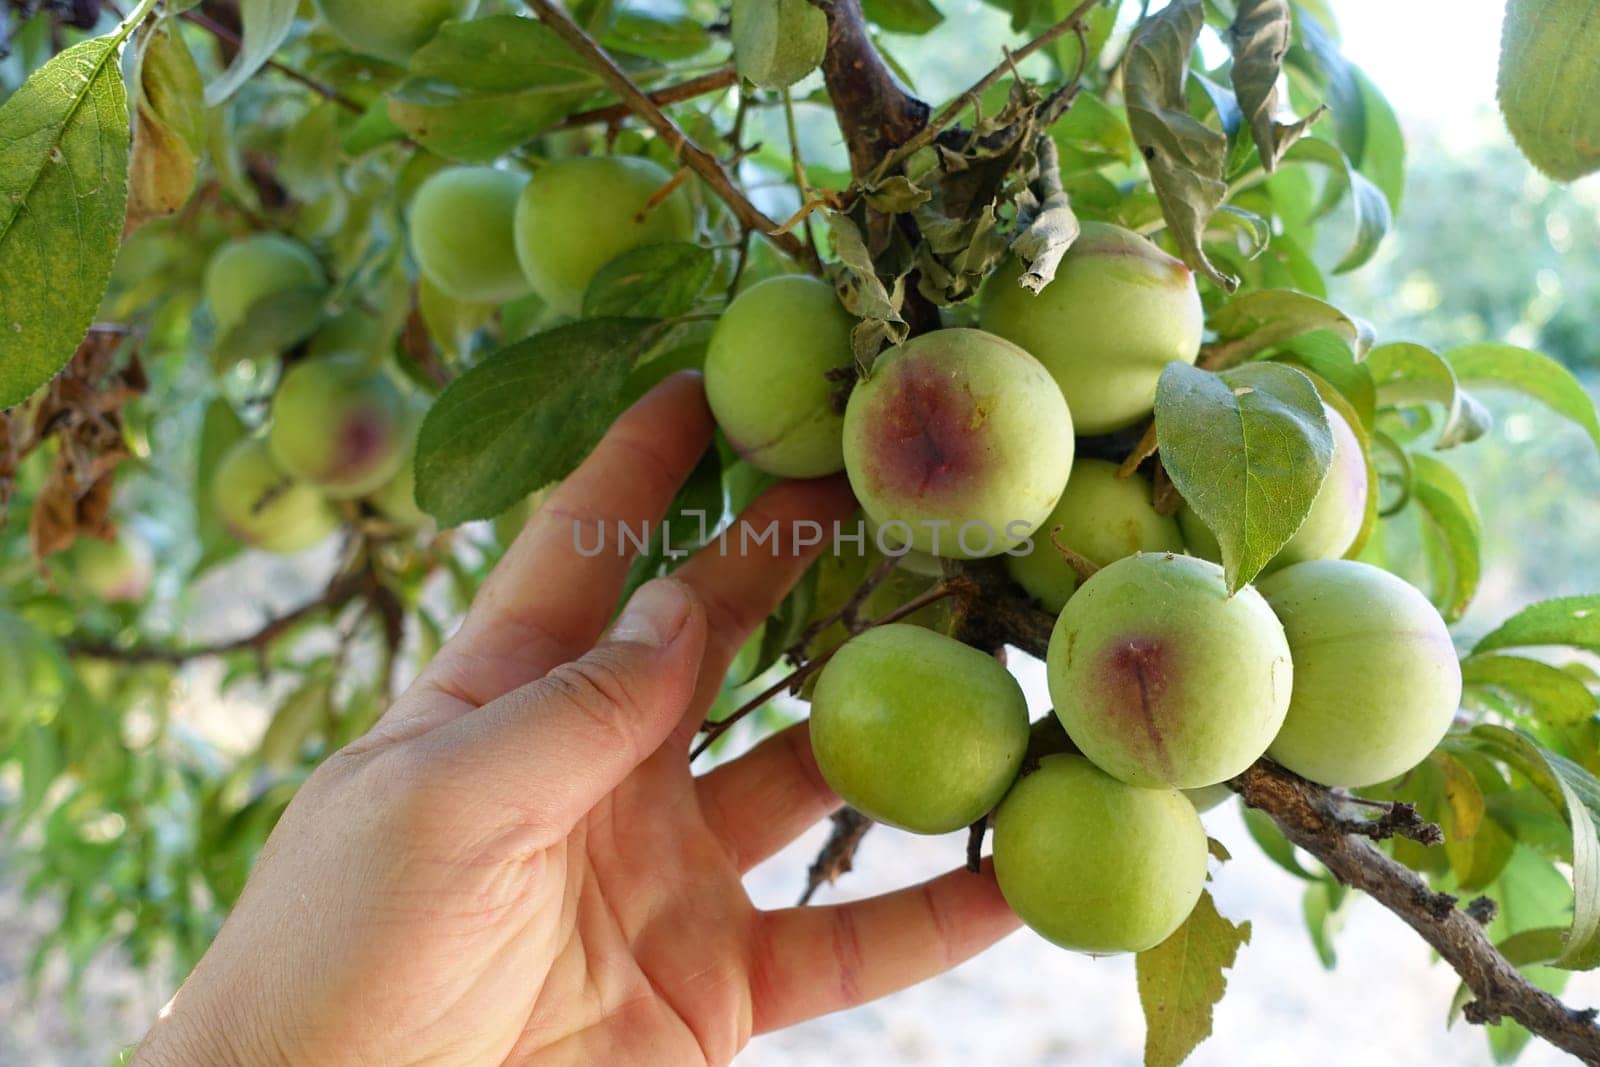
[1333,0,1505,120]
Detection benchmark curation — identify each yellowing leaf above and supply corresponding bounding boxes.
[1137,891,1252,1067]
[128,20,205,229]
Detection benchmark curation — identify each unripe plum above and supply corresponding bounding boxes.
[268,356,410,499]
[513,156,695,315]
[809,624,1030,834]
[843,328,1075,559]
[1007,458,1184,613]
[704,275,851,477]
[978,222,1203,435]
[63,535,152,603]
[203,234,325,333]
[309,309,383,361]
[312,0,478,64]
[993,754,1207,954]
[1048,553,1293,788]
[1182,402,1368,571]
[409,166,532,305]
[1183,783,1235,814]
[370,457,427,528]
[1257,559,1462,787]
[212,439,340,554]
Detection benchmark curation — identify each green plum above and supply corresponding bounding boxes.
[1048,553,1293,788]
[809,624,1030,833]
[309,309,384,361]
[268,356,410,499]
[843,328,1076,559]
[513,155,695,315]
[1182,403,1369,571]
[409,166,532,305]
[1007,458,1184,613]
[1258,559,1462,787]
[979,221,1203,435]
[704,275,852,477]
[312,0,478,64]
[203,234,325,333]
[1183,783,1235,814]
[369,456,427,528]
[731,0,827,89]
[212,439,340,554]
[993,754,1207,954]
[62,535,152,603]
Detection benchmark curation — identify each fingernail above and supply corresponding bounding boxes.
[608,579,692,648]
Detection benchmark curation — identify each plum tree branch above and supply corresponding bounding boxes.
[521,0,819,273]
[815,0,929,181]
[555,65,738,130]
[63,570,369,666]
[1233,762,1600,1065]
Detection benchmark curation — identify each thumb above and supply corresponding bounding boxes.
[445,578,707,830]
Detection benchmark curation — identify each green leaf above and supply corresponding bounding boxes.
[1301,877,1348,968]
[205,0,298,106]
[1458,725,1600,969]
[415,318,656,526]
[1463,654,1600,727]
[387,17,608,163]
[1136,891,1251,1067]
[1206,288,1368,368]
[600,9,712,62]
[582,243,715,319]
[731,0,828,90]
[1444,342,1600,456]
[212,286,329,367]
[1279,137,1392,273]
[1498,0,1600,180]
[1475,596,1600,657]
[1228,0,1323,171]
[1155,361,1334,590]
[1366,342,1492,450]
[1351,67,1404,215]
[1243,803,1317,879]
[258,679,332,771]
[1123,0,1234,290]
[1409,453,1480,623]
[861,0,945,34]
[194,399,250,572]
[0,36,130,409]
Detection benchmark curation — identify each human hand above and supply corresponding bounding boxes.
[133,373,1019,1066]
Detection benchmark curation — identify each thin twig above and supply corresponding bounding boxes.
[866,0,1102,184]
[521,0,819,272]
[799,808,874,904]
[556,65,739,130]
[781,87,820,263]
[692,580,963,760]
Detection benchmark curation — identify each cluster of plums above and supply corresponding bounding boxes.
[701,225,1462,956]
[201,235,424,552]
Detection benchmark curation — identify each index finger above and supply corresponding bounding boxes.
[422,371,714,708]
